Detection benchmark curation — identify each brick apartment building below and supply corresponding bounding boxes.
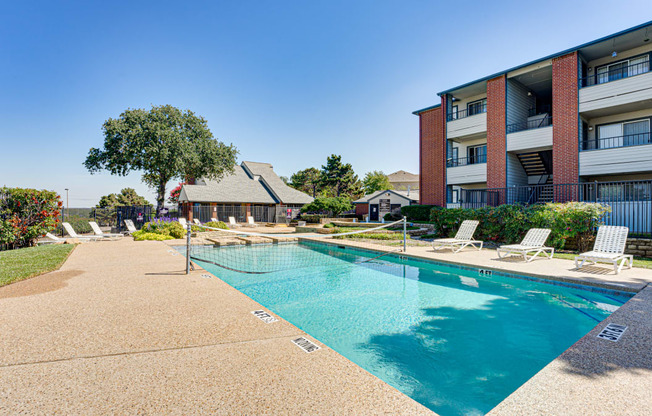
[414,21,652,233]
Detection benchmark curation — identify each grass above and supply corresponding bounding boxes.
[0,244,76,287]
[552,251,652,269]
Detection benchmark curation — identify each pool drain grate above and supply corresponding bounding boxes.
[292,337,320,353]
[252,310,278,323]
[597,323,627,342]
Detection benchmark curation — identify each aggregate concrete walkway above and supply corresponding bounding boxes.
[0,239,433,415]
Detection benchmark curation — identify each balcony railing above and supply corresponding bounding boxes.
[579,60,650,88]
[447,104,487,121]
[447,154,487,167]
[581,132,651,151]
[506,115,552,134]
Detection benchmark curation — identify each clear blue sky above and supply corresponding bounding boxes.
[0,1,648,206]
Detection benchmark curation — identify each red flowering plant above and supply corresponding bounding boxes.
[0,187,61,249]
[168,182,184,204]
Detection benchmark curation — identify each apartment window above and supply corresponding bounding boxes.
[451,105,459,120]
[451,147,458,165]
[467,99,487,116]
[598,119,651,149]
[451,189,459,203]
[467,144,487,164]
[596,54,650,84]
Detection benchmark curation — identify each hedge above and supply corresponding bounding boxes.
[429,202,610,251]
[1,187,61,249]
[400,205,434,221]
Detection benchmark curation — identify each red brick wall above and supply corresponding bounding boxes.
[486,75,506,192]
[552,52,579,189]
[418,99,446,206]
[355,203,368,216]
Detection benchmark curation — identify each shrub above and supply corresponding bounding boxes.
[323,222,336,228]
[428,202,610,250]
[139,219,185,239]
[301,196,353,216]
[0,187,61,249]
[401,205,434,222]
[132,231,174,241]
[202,220,228,230]
[301,214,326,223]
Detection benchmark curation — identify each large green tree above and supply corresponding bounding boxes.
[84,105,238,215]
[96,188,151,208]
[300,196,353,217]
[362,171,393,194]
[289,167,321,197]
[320,154,363,199]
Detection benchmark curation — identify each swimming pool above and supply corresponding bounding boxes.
[189,242,631,416]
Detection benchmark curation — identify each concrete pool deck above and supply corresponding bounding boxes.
[1,237,651,414]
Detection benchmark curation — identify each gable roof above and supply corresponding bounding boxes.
[387,170,419,182]
[179,162,313,205]
[353,189,419,204]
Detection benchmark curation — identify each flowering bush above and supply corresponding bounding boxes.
[0,187,62,249]
[168,183,184,204]
[429,202,610,250]
[131,231,174,241]
[139,219,186,239]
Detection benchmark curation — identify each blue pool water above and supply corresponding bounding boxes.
[188,242,630,416]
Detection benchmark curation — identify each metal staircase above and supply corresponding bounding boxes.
[517,151,554,204]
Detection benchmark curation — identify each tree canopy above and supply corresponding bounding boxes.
[84,105,238,215]
[289,167,322,198]
[96,188,151,208]
[362,171,393,194]
[320,154,363,199]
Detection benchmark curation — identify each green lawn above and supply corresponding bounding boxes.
[0,244,76,287]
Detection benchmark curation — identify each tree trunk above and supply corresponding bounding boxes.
[156,181,166,217]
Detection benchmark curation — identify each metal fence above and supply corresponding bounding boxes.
[449,180,652,236]
[190,204,302,224]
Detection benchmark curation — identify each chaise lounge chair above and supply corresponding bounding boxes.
[193,218,202,225]
[497,228,553,262]
[247,216,258,227]
[37,232,69,245]
[575,225,632,274]
[62,222,102,241]
[228,216,241,228]
[178,218,188,228]
[124,219,138,235]
[89,221,123,239]
[432,220,483,253]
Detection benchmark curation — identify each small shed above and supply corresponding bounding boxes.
[353,189,419,221]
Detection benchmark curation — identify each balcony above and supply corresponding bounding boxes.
[447,111,487,140]
[506,115,553,152]
[446,156,487,185]
[579,61,652,116]
[580,133,652,176]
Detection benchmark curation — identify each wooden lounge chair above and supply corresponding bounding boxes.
[247,216,258,227]
[575,226,632,274]
[62,222,102,241]
[432,220,483,253]
[497,228,553,262]
[228,216,241,228]
[124,219,138,235]
[89,221,122,238]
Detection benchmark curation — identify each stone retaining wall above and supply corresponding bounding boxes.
[625,238,652,257]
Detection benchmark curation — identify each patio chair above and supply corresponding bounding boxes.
[124,219,138,235]
[228,216,241,228]
[178,218,188,228]
[193,218,202,225]
[89,221,123,239]
[575,226,632,274]
[247,216,258,227]
[432,220,482,253]
[62,222,102,241]
[497,228,553,262]
[37,232,68,245]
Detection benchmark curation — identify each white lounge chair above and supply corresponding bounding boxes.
[124,219,138,235]
[62,222,102,241]
[497,228,553,262]
[178,218,188,228]
[247,216,258,227]
[193,218,202,225]
[432,220,483,253]
[37,232,68,245]
[89,221,122,238]
[575,226,632,274]
[228,216,241,228]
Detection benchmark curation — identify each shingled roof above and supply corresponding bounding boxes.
[179,162,313,205]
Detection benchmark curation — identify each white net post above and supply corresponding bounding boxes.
[186,221,192,274]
